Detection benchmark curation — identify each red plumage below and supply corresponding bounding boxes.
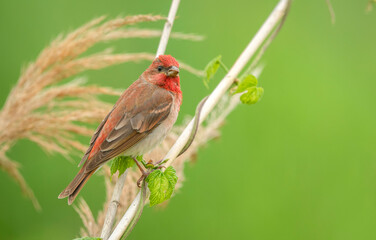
[158,55,179,68]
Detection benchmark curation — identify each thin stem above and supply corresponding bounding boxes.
[100,170,128,240]
[247,0,291,74]
[109,0,290,239]
[156,0,181,57]
[108,191,143,240]
[176,96,208,157]
[119,180,147,240]
[325,0,336,24]
[219,61,229,73]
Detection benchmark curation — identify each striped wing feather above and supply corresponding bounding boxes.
[84,82,173,172]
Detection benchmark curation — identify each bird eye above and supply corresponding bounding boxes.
[157,66,163,72]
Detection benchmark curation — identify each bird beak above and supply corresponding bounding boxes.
[167,66,179,77]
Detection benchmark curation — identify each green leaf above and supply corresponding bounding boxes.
[110,158,119,176]
[234,74,263,105]
[146,166,178,206]
[235,74,258,93]
[203,55,222,88]
[136,155,143,162]
[239,87,264,105]
[110,156,134,177]
[73,237,101,240]
[164,166,178,188]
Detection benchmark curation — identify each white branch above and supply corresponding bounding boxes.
[156,0,181,57]
[107,191,142,240]
[100,170,128,240]
[109,0,290,239]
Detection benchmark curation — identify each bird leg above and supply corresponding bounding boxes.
[132,157,148,188]
[136,174,147,188]
[133,157,146,175]
[154,158,168,167]
[133,157,169,188]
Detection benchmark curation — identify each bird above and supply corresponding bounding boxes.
[58,55,182,205]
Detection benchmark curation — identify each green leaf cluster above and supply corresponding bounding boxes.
[146,166,178,206]
[203,55,222,88]
[110,156,134,177]
[235,74,264,105]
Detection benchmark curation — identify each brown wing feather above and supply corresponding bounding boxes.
[79,107,115,166]
[89,132,147,167]
[84,84,173,172]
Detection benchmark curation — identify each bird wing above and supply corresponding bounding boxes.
[83,79,173,173]
[79,107,115,167]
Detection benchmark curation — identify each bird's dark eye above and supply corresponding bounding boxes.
[157,66,163,72]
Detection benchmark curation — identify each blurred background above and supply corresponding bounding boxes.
[1,0,376,239]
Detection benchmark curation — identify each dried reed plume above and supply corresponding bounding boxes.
[0,14,203,210]
[75,94,240,237]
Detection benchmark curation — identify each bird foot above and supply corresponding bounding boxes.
[133,157,168,188]
[136,173,149,188]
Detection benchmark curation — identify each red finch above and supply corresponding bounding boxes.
[58,55,182,205]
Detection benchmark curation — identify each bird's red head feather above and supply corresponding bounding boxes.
[143,55,181,96]
[157,55,179,68]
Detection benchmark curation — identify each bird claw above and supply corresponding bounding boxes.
[137,175,145,188]
[133,157,167,188]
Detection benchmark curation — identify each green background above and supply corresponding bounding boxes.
[1,0,376,239]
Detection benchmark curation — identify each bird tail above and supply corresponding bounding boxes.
[58,167,97,205]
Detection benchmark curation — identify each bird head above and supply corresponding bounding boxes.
[144,55,181,93]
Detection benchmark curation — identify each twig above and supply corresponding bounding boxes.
[325,0,336,24]
[117,180,147,239]
[100,170,128,240]
[176,96,208,157]
[156,0,181,57]
[247,0,291,73]
[109,0,291,239]
[103,0,181,239]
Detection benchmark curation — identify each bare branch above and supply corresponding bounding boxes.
[100,170,128,240]
[156,0,181,57]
